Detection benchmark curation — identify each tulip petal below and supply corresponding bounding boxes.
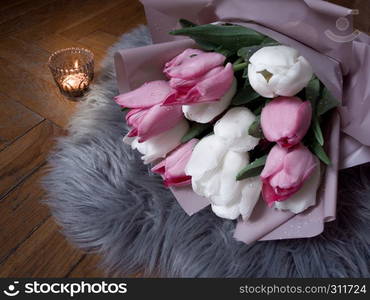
[165,139,198,176]
[239,176,262,220]
[127,127,138,137]
[182,79,237,123]
[136,104,184,142]
[124,120,189,164]
[185,134,228,179]
[248,63,276,98]
[249,45,299,67]
[163,49,204,78]
[248,45,313,98]
[164,50,226,79]
[211,203,240,220]
[214,107,260,152]
[275,159,320,213]
[194,169,222,198]
[169,76,203,92]
[164,176,192,187]
[114,80,173,108]
[262,182,283,206]
[211,151,248,206]
[185,63,234,103]
[294,100,312,142]
[261,143,317,205]
[152,139,198,187]
[261,97,312,147]
[126,108,147,127]
[271,144,317,189]
[163,64,234,105]
[260,144,287,179]
[151,160,165,174]
[275,56,313,97]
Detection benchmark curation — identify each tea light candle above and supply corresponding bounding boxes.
[61,73,89,92]
[48,48,94,98]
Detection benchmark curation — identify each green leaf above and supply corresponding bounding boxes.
[237,45,263,61]
[214,45,233,57]
[310,139,331,165]
[192,39,219,51]
[231,85,260,105]
[237,43,278,61]
[181,122,212,143]
[179,19,197,28]
[317,86,340,116]
[312,116,324,146]
[305,77,320,110]
[121,107,129,112]
[261,36,278,45]
[170,24,265,53]
[236,155,267,180]
[252,105,263,115]
[248,115,263,138]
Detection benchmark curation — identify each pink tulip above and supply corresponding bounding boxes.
[152,139,198,187]
[114,80,173,108]
[125,104,183,142]
[260,143,317,206]
[162,48,233,105]
[261,97,312,148]
[114,80,183,142]
[164,48,225,80]
[163,63,234,105]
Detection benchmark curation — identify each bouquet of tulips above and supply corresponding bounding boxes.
[114,20,340,221]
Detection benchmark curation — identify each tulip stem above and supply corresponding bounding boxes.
[233,57,244,65]
[233,62,248,72]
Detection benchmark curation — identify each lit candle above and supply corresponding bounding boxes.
[61,73,89,92]
[48,48,94,98]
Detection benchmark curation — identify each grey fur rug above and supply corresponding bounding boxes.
[44,26,370,278]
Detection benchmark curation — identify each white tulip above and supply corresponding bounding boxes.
[214,107,259,152]
[248,45,313,98]
[182,79,237,123]
[184,134,228,183]
[211,176,262,220]
[185,107,262,220]
[275,159,320,213]
[123,120,189,164]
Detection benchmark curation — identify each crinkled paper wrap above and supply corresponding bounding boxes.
[114,0,370,243]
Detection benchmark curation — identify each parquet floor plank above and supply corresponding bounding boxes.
[0,165,50,264]
[0,217,84,277]
[59,0,134,41]
[0,0,52,25]
[0,37,54,84]
[0,0,143,278]
[98,1,147,37]
[67,255,105,277]
[0,93,43,151]
[0,120,64,198]
[0,57,77,128]
[14,0,126,43]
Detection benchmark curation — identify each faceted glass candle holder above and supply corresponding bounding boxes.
[48,48,94,98]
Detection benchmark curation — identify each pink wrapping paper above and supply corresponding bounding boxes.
[115,0,370,243]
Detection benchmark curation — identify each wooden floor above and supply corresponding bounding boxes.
[0,0,368,277]
[0,0,145,277]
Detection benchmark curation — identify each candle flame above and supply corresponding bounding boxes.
[74,60,79,69]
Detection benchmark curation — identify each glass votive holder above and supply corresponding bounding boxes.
[48,47,94,98]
